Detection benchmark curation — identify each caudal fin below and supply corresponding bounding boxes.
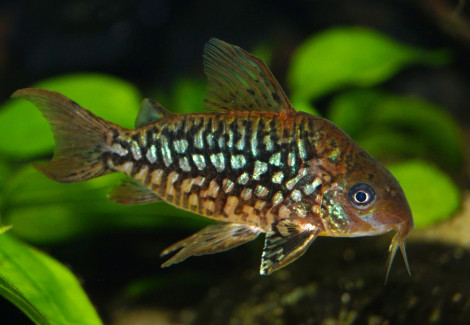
[12,88,114,183]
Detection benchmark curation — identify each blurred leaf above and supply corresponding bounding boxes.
[4,165,120,207]
[0,159,11,219]
[0,159,9,182]
[149,88,172,112]
[0,73,141,158]
[151,77,206,114]
[7,205,87,243]
[3,166,207,244]
[374,96,462,168]
[0,225,12,234]
[358,132,427,161]
[328,89,380,137]
[2,165,119,242]
[291,99,321,116]
[328,89,463,169]
[389,160,460,228]
[0,234,102,324]
[288,27,450,101]
[171,77,206,114]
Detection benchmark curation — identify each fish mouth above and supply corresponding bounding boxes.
[384,221,413,283]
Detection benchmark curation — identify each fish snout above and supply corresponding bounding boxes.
[379,183,414,236]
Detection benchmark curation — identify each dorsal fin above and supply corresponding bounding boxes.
[135,98,171,128]
[203,38,295,114]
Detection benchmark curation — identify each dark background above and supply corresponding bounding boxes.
[1,0,469,119]
[0,0,469,324]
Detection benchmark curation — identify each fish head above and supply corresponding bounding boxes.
[319,142,413,280]
[320,151,413,237]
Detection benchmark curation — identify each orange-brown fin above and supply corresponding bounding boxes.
[135,98,172,128]
[260,220,319,275]
[203,38,295,114]
[108,179,161,205]
[160,223,262,267]
[11,88,114,183]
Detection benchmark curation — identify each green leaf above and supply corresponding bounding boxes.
[171,77,206,114]
[388,160,460,228]
[0,224,12,234]
[291,99,321,116]
[357,132,427,162]
[0,233,102,324]
[0,73,141,158]
[327,89,380,137]
[0,158,10,189]
[375,96,462,169]
[328,90,463,169]
[288,27,450,101]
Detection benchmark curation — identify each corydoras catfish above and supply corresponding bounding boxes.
[12,38,413,280]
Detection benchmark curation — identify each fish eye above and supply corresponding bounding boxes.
[348,182,376,209]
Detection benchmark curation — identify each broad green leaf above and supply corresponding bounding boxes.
[328,90,463,169]
[327,89,380,137]
[0,233,102,324]
[288,27,450,101]
[0,159,9,182]
[0,73,141,158]
[0,224,12,234]
[389,160,460,228]
[7,205,88,243]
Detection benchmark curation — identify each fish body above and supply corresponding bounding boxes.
[12,39,413,278]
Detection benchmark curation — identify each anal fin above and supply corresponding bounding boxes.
[161,223,262,267]
[108,178,161,205]
[260,219,319,275]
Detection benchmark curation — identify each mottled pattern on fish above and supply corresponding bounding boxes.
[105,112,332,229]
[12,38,414,279]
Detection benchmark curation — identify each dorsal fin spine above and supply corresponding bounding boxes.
[135,98,172,128]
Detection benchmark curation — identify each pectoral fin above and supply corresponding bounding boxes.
[108,179,161,205]
[161,223,262,267]
[260,220,319,275]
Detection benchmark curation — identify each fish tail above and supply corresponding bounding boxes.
[12,88,115,183]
